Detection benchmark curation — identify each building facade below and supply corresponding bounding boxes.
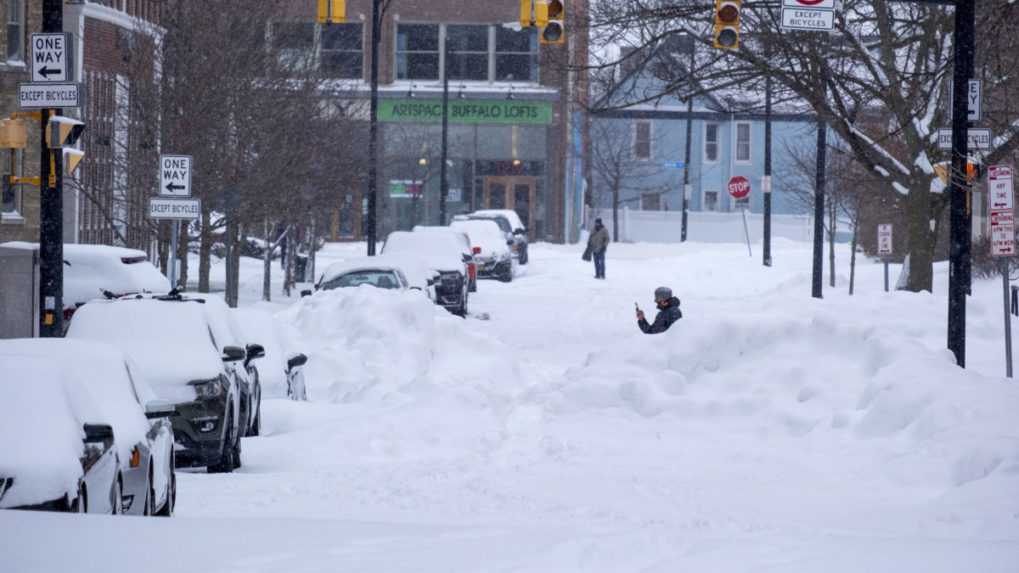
[280,0,590,243]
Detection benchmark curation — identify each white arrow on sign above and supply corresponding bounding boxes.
[160,155,192,197]
[31,33,70,83]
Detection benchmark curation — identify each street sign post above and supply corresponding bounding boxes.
[878,223,893,292]
[728,176,752,256]
[780,0,836,32]
[31,33,71,82]
[936,127,991,151]
[18,82,81,109]
[988,170,1016,378]
[160,155,192,197]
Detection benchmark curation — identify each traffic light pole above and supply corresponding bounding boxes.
[812,118,826,299]
[947,0,976,367]
[39,0,63,336]
[439,38,450,226]
[763,69,773,267]
[366,0,381,256]
[680,37,694,243]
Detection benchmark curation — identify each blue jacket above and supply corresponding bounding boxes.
[639,297,682,334]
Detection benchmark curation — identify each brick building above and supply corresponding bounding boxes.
[279,0,590,243]
[0,0,163,250]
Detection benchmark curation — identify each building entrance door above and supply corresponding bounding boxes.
[483,176,537,237]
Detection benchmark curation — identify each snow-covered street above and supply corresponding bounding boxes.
[5,241,1019,572]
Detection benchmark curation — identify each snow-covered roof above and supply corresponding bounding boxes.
[382,231,468,273]
[469,209,527,232]
[450,220,512,259]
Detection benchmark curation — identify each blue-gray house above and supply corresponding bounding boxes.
[591,53,818,219]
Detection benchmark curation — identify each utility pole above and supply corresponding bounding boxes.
[439,36,450,226]
[812,119,826,299]
[366,0,381,255]
[681,35,694,243]
[762,66,773,267]
[947,0,976,367]
[39,0,63,336]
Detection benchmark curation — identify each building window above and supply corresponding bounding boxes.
[321,23,362,79]
[397,24,440,80]
[1,153,20,217]
[704,191,719,211]
[736,122,751,162]
[446,24,488,81]
[641,193,661,211]
[704,123,719,163]
[7,0,24,63]
[272,22,314,50]
[634,121,652,160]
[495,26,537,82]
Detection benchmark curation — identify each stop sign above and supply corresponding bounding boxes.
[728,176,751,199]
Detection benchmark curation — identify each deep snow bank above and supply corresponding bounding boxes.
[277,286,523,406]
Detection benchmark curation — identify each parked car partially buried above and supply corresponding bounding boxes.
[0,339,176,515]
[449,219,516,283]
[66,296,245,474]
[460,209,529,264]
[413,226,478,292]
[381,231,472,317]
[0,242,171,325]
[314,255,439,298]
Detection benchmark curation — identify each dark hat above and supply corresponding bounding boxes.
[595,218,603,224]
[654,286,672,301]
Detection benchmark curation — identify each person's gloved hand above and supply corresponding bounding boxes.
[636,310,645,322]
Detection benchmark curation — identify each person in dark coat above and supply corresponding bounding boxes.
[587,218,610,279]
[637,287,682,334]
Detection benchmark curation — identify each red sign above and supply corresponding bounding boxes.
[728,176,751,199]
[991,210,1016,257]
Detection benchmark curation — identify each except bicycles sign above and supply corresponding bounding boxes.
[781,0,836,31]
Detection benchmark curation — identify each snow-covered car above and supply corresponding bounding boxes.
[314,255,440,298]
[382,231,471,316]
[413,226,479,292]
[450,219,516,283]
[66,297,245,473]
[0,242,171,322]
[186,294,264,438]
[0,339,176,515]
[232,309,310,402]
[462,209,529,264]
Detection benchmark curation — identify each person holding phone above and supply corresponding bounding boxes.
[637,287,682,334]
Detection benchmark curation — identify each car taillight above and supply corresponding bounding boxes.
[472,247,481,255]
[130,446,141,468]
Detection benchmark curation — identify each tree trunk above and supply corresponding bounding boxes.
[284,234,296,297]
[849,216,858,295]
[226,221,241,308]
[199,207,212,293]
[177,222,189,290]
[309,217,318,284]
[901,181,935,292]
[262,218,272,303]
[612,182,620,242]
[828,201,837,288]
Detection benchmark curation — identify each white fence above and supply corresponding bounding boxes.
[591,208,814,244]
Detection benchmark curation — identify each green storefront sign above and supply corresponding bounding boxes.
[378,99,553,125]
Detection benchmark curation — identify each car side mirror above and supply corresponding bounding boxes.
[514,229,526,236]
[83,423,114,445]
[222,346,246,363]
[462,254,473,263]
[287,353,308,371]
[144,400,177,419]
[301,289,312,297]
[246,344,266,361]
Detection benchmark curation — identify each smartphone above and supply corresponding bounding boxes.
[634,302,641,312]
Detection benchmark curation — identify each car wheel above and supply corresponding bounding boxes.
[232,426,243,470]
[251,403,261,437]
[70,483,87,513]
[111,476,123,515]
[208,417,235,474]
[499,268,513,283]
[155,469,175,517]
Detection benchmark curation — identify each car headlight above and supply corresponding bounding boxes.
[190,378,225,400]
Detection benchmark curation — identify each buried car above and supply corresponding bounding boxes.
[66,297,245,473]
[314,255,440,297]
[449,219,516,283]
[0,339,175,515]
[382,231,471,316]
[461,209,529,264]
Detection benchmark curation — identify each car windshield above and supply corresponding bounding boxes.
[473,216,512,233]
[322,270,401,290]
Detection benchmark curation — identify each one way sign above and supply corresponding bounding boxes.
[32,33,72,82]
[160,155,192,197]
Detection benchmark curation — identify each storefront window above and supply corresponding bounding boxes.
[495,27,537,82]
[397,24,440,80]
[446,25,489,81]
[321,23,363,79]
[272,22,314,50]
[7,0,23,63]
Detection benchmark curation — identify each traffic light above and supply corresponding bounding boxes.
[539,0,565,45]
[316,0,345,24]
[934,160,981,185]
[520,0,534,28]
[46,115,85,150]
[713,0,740,50]
[0,118,28,149]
